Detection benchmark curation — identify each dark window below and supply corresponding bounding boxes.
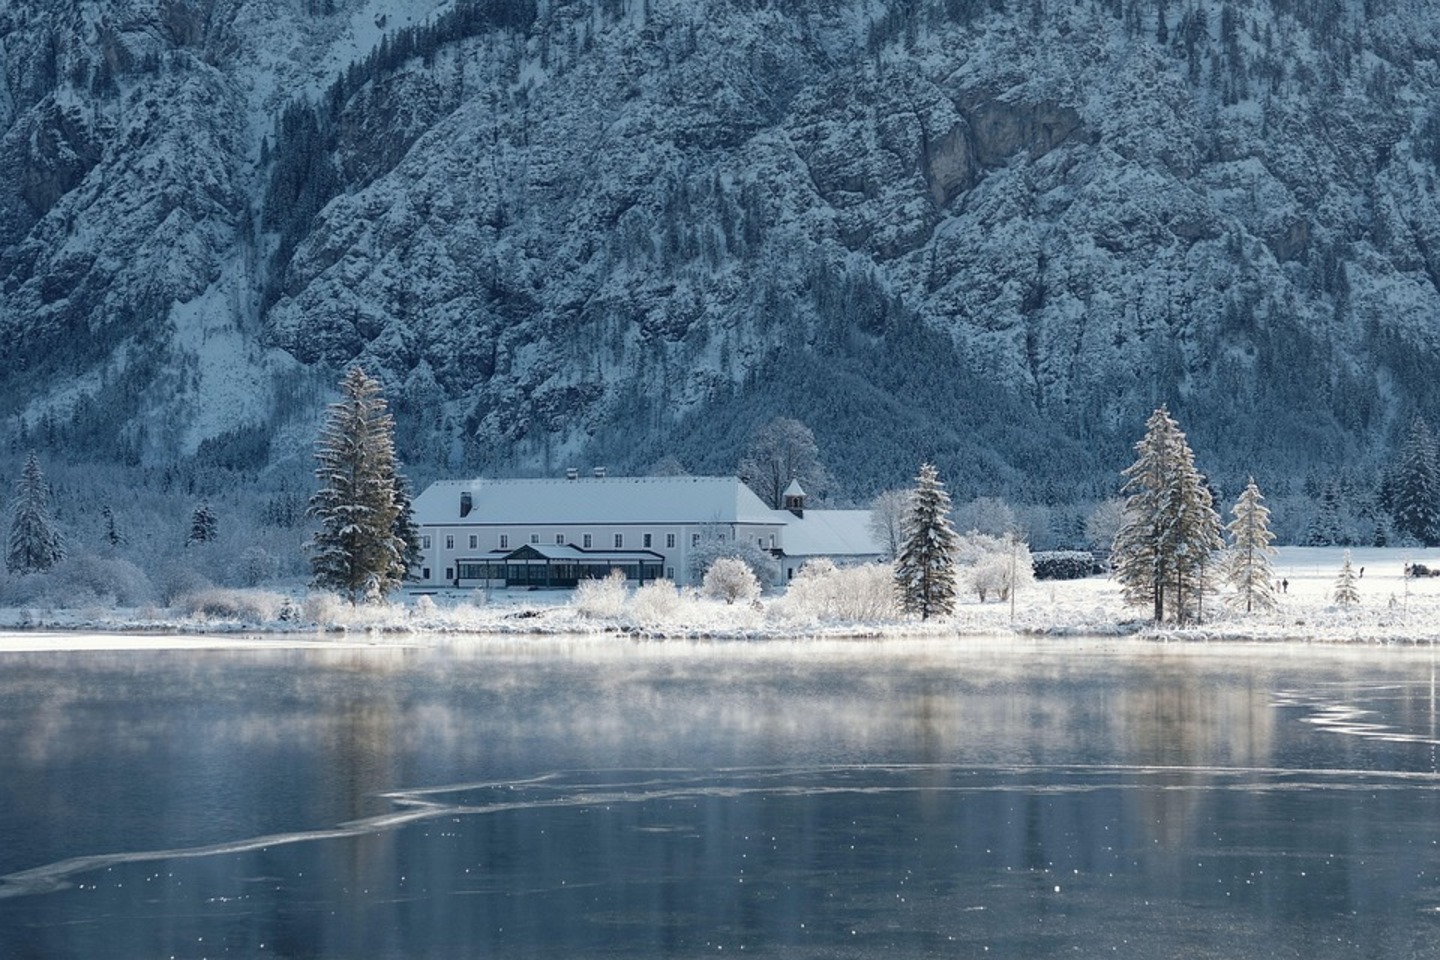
[666,533,676,548]
[643,533,652,548]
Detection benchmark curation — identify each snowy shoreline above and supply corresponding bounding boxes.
[4,547,1440,650]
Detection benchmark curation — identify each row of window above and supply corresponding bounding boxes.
[452,562,670,583]
[427,531,703,551]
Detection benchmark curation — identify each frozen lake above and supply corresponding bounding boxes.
[3,635,1440,957]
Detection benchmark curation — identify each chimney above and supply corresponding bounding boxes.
[566,467,579,480]
[459,491,472,518]
[593,466,607,478]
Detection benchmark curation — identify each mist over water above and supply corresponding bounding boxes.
[3,637,1440,958]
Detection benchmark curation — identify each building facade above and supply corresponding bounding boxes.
[411,474,883,590]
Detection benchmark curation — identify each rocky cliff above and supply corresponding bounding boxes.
[4,0,1440,502]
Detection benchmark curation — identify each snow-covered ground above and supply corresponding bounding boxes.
[3,547,1440,648]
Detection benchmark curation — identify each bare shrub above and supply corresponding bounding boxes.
[573,569,628,619]
[181,589,284,622]
[630,579,682,625]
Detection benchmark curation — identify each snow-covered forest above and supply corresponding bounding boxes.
[6,0,1440,580]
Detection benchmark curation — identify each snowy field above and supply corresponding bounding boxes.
[3,547,1440,647]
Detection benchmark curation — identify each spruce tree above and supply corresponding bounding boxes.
[392,473,422,580]
[1391,416,1440,545]
[307,367,410,604]
[6,452,64,575]
[1333,550,1360,607]
[1226,478,1278,613]
[187,502,218,546]
[1112,407,1222,623]
[894,462,960,620]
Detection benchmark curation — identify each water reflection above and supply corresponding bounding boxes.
[2,638,1440,958]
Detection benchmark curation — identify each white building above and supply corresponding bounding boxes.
[411,473,883,590]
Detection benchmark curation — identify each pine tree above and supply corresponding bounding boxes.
[1112,407,1223,623]
[1226,478,1278,613]
[6,452,64,575]
[187,502,218,546]
[1333,550,1360,606]
[307,367,410,604]
[894,462,960,620]
[1391,416,1440,545]
[392,473,422,580]
[101,504,125,548]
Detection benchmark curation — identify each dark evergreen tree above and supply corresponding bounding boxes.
[392,473,423,580]
[894,462,960,620]
[6,452,64,574]
[187,502,218,545]
[307,367,409,604]
[1305,482,1342,545]
[102,504,124,548]
[1391,415,1440,545]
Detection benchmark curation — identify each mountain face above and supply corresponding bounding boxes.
[5,0,1440,503]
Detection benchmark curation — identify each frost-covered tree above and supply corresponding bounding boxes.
[867,488,912,559]
[307,367,410,604]
[739,417,831,509]
[894,462,960,620]
[1334,550,1360,607]
[1225,478,1278,613]
[702,556,761,605]
[392,474,422,580]
[6,452,64,575]
[1112,407,1223,623]
[954,497,1016,537]
[688,529,779,587]
[1084,499,1125,555]
[187,502,218,546]
[1391,416,1440,546]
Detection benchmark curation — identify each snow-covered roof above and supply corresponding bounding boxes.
[414,476,781,527]
[775,509,883,558]
[497,544,664,562]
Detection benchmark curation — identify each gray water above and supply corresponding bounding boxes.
[3,636,1440,958]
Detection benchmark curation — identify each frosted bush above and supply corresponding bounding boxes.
[702,557,760,606]
[630,579,682,625]
[303,591,346,624]
[181,588,284,622]
[412,594,438,618]
[0,554,155,608]
[829,564,901,621]
[573,569,628,619]
[958,533,1035,602]
[778,562,899,622]
[688,538,779,589]
[155,563,212,606]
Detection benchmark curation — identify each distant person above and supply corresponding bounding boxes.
[1282,578,1289,593]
